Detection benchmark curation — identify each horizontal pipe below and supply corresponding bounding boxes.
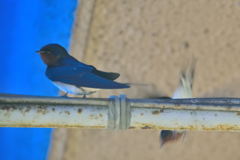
[129,98,240,130]
[129,98,240,111]
[0,94,109,106]
[0,94,240,131]
[0,94,109,128]
[130,108,240,130]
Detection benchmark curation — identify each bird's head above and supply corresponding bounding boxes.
[36,44,69,66]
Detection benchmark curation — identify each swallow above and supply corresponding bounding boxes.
[160,60,195,147]
[36,44,130,96]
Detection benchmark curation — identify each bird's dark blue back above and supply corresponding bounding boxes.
[46,65,130,89]
[59,55,94,70]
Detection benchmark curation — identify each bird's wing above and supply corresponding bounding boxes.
[92,69,120,80]
[61,56,120,80]
[46,66,129,89]
[61,56,94,70]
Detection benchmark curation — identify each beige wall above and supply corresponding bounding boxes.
[50,0,240,159]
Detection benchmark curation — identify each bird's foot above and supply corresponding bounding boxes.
[81,92,95,98]
[79,88,96,98]
[60,92,68,97]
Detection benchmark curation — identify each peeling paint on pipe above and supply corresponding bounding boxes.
[0,94,240,131]
[0,95,108,128]
[130,108,240,130]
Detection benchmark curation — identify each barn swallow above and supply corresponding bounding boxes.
[160,60,195,147]
[36,44,130,96]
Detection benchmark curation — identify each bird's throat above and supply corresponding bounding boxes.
[40,53,59,66]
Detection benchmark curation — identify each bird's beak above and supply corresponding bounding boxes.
[36,50,46,54]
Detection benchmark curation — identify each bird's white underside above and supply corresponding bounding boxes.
[52,81,100,95]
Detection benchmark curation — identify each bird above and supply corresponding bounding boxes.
[36,44,130,97]
[160,60,195,147]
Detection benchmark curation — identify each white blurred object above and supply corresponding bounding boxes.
[172,61,195,99]
[160,61,195,147]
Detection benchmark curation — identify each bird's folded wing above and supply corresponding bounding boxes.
[92,69,120,80]
[46,66,129,89]
[61,57,120,80]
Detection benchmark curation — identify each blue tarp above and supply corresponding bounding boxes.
[0,0,77,159]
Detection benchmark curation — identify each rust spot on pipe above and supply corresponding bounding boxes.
[77,108,82,114]
[134,123,165,130]
[89,114,102,120]
[141,126,152,129]
[64,111,70,115]
[19,106,32,115]
[1,105,16,111]
[202,124,240,131]
[152,109,164,115]
[152,110,160,115]
[37,106,48,115]
[24,106,31,113]
[133,123,240,131]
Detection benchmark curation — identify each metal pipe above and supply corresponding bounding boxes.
[0,95,109,128]
[0,94,240,131]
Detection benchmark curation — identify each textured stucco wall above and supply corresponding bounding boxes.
[50,0,240,159]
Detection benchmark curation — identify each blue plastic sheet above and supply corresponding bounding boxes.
[0,0,77,159]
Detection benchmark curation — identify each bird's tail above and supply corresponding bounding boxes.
[93,70,120,80]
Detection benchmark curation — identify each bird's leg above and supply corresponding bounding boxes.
[79,88,87,98]
[79,88,97,98]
